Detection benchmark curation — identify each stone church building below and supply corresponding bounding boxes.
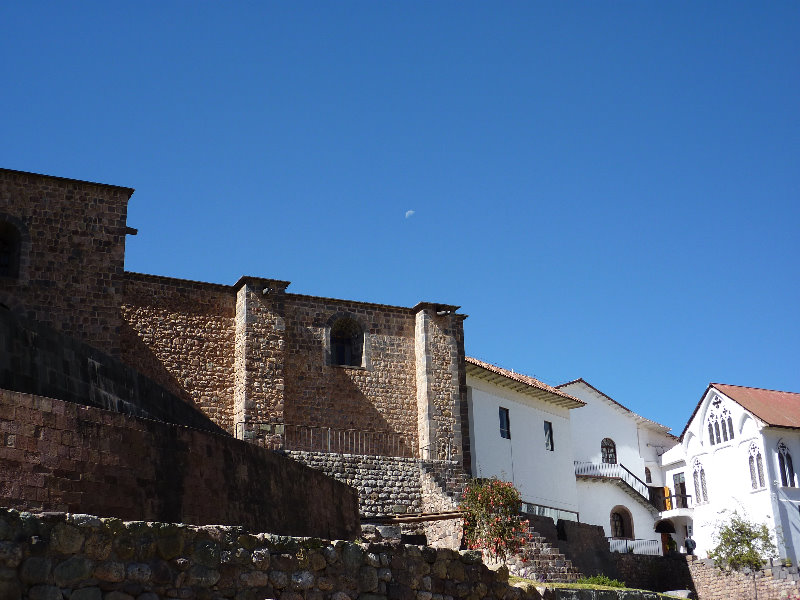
[0,168,471,538]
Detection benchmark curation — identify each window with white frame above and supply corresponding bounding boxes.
[499,407,511,439]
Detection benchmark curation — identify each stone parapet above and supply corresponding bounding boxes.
[0,508,542,600]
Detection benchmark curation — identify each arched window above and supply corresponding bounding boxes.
[0,221,21,278]
[329,317,364,367]
[601,438,617,464]
[645,467,652,484]
[779,442,796,488]
[610,506,633,539]
[750,443,765,490]
[693,458,708,503]
[706,402,734,446]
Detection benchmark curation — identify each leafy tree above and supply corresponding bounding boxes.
[460,478,529,563]
[708,512,777,600]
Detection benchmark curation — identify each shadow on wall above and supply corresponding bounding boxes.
[0,307,224,434]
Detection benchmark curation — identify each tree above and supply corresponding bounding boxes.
[707,511,777,600]
[460,478,529,563]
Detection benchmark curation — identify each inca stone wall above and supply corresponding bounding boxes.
[121,273,237,432]
[283,295,419,442]
[0,508,547,600]
[0,168,133,357]
[285,452,424,518]
[0,389,359,540]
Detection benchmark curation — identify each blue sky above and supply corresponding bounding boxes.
[2,2,798,433]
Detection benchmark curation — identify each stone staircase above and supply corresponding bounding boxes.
[506,525,583,583]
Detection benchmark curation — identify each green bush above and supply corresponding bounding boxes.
[575,574,626,588]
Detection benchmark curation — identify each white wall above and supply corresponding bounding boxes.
[674,388,781,559]
[575,479,660,543]
[562,381,648,481]
[467,376,579,513]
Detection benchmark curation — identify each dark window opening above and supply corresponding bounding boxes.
[330,318,364,367]
[601,438,617,464]
[714,422,721,444]
[708,423,715,446]
[779,444,796,488]
[610,508,632,539]
[674,472,688,508]
[0,221,21,278]
[727,416,735,440]
[499,407,511,439]
[544,421,554,451]
[645,467,652,484]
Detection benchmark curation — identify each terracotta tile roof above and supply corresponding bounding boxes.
[713,383,800,428]
[465,357,585,409]
[679,383,800,439]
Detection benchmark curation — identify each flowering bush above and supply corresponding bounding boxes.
[460,478,529,562]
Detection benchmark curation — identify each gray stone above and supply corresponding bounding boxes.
[343,544,365,569]
[126,563,152,583]
[331,593,351,600]
[239,570,269,587]
[252,548,270,569]
[27,585,62,600]
[54,556,94,586]
[193,539,220,567]
[290,570,315,590]
[20,557,53,584]
[270,570,289,588]
[105,592,136,600]
[0,580,21,600]
[0,541,22,568]
[94,560,125,582]
[71,587,103,600]
[51,523,85,554]
[359,566,379,592]
[185,564,220,587]
[68,514,103,529]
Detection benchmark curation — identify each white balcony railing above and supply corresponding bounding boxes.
[574,461,650,500]
[608,538,662,556]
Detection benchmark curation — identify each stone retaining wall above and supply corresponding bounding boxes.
[0,390,359,540]
[285,452,425,518]
[0,508,540,600]
[687,555,800,600]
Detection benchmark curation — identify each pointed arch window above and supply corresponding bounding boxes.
[779,442,796,488]
[693,458,708,503]
[749,443,765,490]
[706,403,734,446]
[601,438,617,465]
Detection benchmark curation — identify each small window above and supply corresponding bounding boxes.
[0,221,21,278]
[750,443,766,490]
[601,438,617,464]
[544,421,554,451]
[692,459,708,503]
[645,467,652,484]
[330,317,364,367]
[499,407,511,439]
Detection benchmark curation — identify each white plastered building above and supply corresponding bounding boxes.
[557,379,678,555]
[662,383,800,561]
[465,357,585,522]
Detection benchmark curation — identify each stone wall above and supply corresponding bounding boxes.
[0,168,132,357]
[285,452,424,518]
[284,295,419,443]
[0,508,541,600]
[687,555,800,600]
[0,389,359,540]
[0,307,223,434]
[610,554,694,595]
[121,273,237,433]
